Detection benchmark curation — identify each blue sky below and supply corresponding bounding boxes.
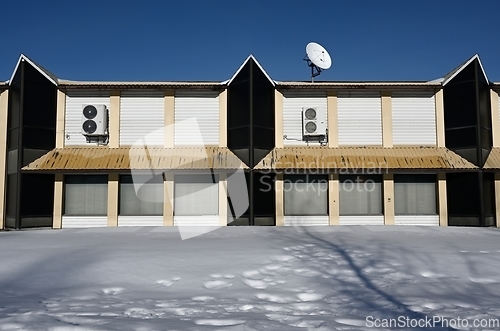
[1,0,499,82]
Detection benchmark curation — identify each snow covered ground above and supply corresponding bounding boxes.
[1,226,500,331]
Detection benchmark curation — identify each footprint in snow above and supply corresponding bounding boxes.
[195,319,246,326]
[469,277,498,284]
[297,293,325,302]
[242,270,263,279]
[255,293,295,303]
[420,271,446,278]
[243,279,269,289]
[191,296,214,302]
[101,287,124,295]
[271,255,297,262]
[204,280,232,290]
[210,274,235,279]
[157,277,181,287]
[293,268,322,277]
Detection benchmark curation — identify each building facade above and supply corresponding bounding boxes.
[1,54,500,229]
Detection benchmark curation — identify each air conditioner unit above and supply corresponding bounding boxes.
[302,107,326,138]
[81,104,108,136]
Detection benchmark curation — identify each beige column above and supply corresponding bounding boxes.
[56,90,66,148]
[109,91,120,148]
[327,91,338,147]
[435,89,445,147]
[490,90,500,147]
[275,173,284,226]
[107,173,119,226]
[437,173,448,226]
[381,91,393,147]
[0,90,9,229]
[163,172,174,226]
[329,173,339,225]
[164,90,175,148]
[495,173,500,227]
[53,174,64,229]
[219,90,227,147]
[219,173,227,226]
[275,90,284,148]
[383,173,395,225]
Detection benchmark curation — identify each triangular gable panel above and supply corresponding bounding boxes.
[8,54,58,86]
[442,54,489,86]
[227,55,275,86]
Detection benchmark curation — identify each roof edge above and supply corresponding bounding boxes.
[276,81,441,89]
[442,54,489,86]
[227,55,275,86]
[58,80,226,90]
[9,54,59,86]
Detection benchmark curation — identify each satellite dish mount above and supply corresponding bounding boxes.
[304,57,323,80]
[304,42,332,82]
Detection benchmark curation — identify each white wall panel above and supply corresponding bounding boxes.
[65,91,110,146]
[282,91,327,146]
[284,216,329,226]
[62,216,107,228]
[392,91,436,145]
[174,91,219,146]
[394,215,439,226]
[338,91,382,145]
[120,91,165,146]
[339,215,384,225]
[173,216,219,226]
[118,216,163,226]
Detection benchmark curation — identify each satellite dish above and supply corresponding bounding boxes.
[304,42,332,82]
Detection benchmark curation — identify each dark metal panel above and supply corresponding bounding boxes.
[4,59,57,229]
[227,58,276,225]
[446,172,480,226]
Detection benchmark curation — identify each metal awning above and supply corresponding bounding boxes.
[254,146,477,171]
[22,147,248,172]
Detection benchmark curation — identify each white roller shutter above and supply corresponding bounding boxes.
[173,175,219,226]
[282,91,327,146]
[174,91,219,146]
[338,91,382,145]
[284,216,329,226]
[338,216,384,225]
[394,215,439,226]
[62,216,107,228]
[392,91,436,145]
[118,216,163,227]
[120,91,165,146]
[65,91,110,146]
[174,216,219,226]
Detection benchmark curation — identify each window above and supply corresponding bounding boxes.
[174,174,218,216]
[340,175,382,215]
[64,175,108,215]
[394,174,436,215]
[284,175,328,216]
[119,175,163,215]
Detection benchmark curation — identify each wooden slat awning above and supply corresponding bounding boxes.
[254,146,477,170]
[22,147,248,172]
[484,148,500,169]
